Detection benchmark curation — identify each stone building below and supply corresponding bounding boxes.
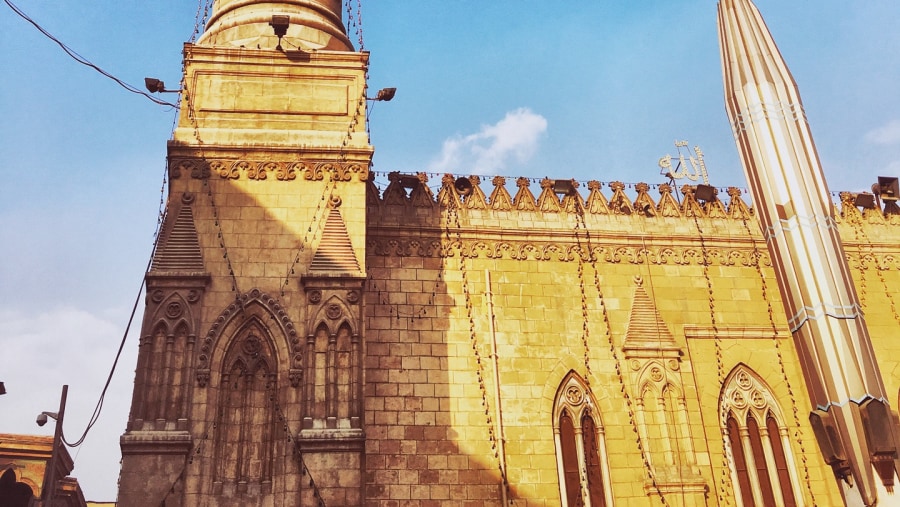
[0,433,87,506]
[117,0,900,506]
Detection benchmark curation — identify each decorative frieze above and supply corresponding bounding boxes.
[168,157,369,183]
[367,238,771,267]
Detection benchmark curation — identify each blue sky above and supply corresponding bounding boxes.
[1,0,898,501]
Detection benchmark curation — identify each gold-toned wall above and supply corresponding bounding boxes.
[363,175,900,506]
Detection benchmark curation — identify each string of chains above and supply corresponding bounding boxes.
[281,42,368,295]
[573,202,671,507]
[345,0,364,51]
[849,211,900,328]
[738,214,818,505]
[444,199,513,504]
[179,46,242,297]
[275,400,328,507]
[688,203,737,507]
[189,0,214,43]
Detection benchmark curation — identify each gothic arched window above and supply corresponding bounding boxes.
[303,320,359,431]
[553,372,612,507]
[214,330,277,489]
[721,365,800,507]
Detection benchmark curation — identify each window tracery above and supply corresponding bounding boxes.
[553,372,612,507]
[721,365,800,507]
[213,327,277,490]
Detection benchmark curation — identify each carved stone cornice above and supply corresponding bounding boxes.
[366,237,772,267]
[168,157,369,182]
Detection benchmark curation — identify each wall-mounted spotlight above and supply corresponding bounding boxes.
[368,88,397,102]
[144,77,179,93]
[551,179,577,197]
[270,15,290,51]
[854,192,877,210]
[397,174,421,189]
[694,184,717,202]
[454,177,473,196]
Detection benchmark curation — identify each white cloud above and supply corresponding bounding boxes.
[429,108,548,174]
[865,119,900,146]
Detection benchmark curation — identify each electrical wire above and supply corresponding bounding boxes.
[61,255,151,448]
[61,197,169,448]
[3,0,179,109]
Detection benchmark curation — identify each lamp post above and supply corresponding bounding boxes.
[38,385,68,506]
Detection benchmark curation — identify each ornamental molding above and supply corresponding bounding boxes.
[168,157,369,182]
[720,364,786,426]
[367,238,772,267]
[142,288,204,340]
[366,237,900,269]
[197,288,302,386]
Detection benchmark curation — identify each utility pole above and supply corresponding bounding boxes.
[41,384,68,507]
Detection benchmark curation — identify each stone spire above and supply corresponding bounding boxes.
[198,0,353,51]
[718,0,899,503]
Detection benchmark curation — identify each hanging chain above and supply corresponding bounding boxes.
[189,0,214,43]
[572,209,595,387]
[738,213,818,505]
[345,0,365,51]
[688,204,736,507]
[281,56,368,295]
[573,202,671,507]
[849,211,900,327]
[444,200,512,503]
[178,46,241,297]
[280,170,338,297]
[274,401,327,507]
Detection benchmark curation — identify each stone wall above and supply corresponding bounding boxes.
[361,172,900,506]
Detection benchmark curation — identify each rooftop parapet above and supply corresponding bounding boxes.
[367,172,900,225]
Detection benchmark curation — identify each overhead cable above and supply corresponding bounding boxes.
[3,0,179,108]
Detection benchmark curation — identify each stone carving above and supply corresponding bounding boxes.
[489,176,514,211]
[198,288,301,383]
[196,369,210,387]
[513,177,537,211]
[565,385,584,405]
[536,178,561,213]
[586,180,610,215]
[289,368,303,388]
[165,301,184,319]
[368,237,772,267]
[169,158,368,182]
[721,364,787,424]
[242,335,262,356]
[326,304,342,320]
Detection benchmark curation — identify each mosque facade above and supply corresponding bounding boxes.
[117,1,900,505]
